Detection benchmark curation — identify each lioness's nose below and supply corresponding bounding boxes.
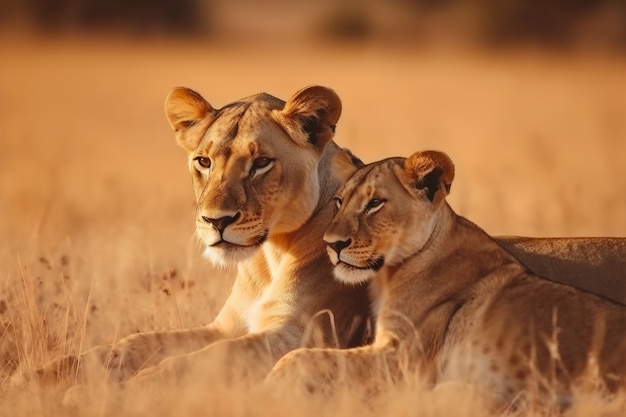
[202,212,241,234]
[326,238,352,255]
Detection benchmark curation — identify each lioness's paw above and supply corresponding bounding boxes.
[10,354,82,388]
[62,381,125,410]
[101,334,170,381]
[9,369,30,388]
[62,384,89,409]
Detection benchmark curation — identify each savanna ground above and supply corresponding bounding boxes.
[1,33,626,416]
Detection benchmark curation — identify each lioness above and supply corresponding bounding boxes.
[11,86,372,386]
[267,150,626,407]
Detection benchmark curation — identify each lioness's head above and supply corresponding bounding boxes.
[324,150,455,284]
[165,86,342,267]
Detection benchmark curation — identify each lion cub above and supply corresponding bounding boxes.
[268,150,626,407]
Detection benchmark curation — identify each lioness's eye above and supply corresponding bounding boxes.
[365,198,385,214]
[194,157,212,170]
[334,197,343,209]
[252,157,272,170]
[250,157,274,178]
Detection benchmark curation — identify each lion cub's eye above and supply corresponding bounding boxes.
[334,197,343,209]
[250,157,274,177]
[365,198,385,214]
[194,157,212,170]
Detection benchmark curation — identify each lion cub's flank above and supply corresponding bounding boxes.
[268,150,626,407]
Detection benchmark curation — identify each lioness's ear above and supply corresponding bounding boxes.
[165,87,217,153]
[273,86,342,151]
[405,150,455,204]
[332,147,365,183]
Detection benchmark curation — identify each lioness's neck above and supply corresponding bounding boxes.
[316,141,346,210]
[263,141,347,272]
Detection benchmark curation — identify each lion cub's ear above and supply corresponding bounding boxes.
[165,87,217,153]
[273,86,342,152]
[405,150,455,205]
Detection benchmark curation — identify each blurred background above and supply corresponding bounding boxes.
[0,0,625,394]
[2,0,626,47]
[1,0,626,249]
[2,0,626,45]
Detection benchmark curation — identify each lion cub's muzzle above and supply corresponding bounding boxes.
[324,236,350,266]
[326,238,352,257]
[324,236,385,271]
[324,235,385,284]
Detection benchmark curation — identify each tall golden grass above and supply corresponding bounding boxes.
[1,35,625,416]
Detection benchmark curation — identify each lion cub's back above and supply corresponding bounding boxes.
[443,272,626,401]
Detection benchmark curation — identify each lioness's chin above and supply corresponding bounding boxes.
[332,263,378,285]
[203,243,261,268]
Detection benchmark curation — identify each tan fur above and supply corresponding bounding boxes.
[267,150,626,408]
[11,86,371,387]
[496,237,626,305]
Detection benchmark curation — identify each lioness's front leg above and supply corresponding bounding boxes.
[132,326,303,385]
[104,325,234,381]
[11,324,229,387]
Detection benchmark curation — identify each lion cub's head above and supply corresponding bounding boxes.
[165,86,342,267]
[324,150,455,284]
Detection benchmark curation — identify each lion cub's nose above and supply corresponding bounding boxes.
[202,212,241,234]
[326,238,352,255]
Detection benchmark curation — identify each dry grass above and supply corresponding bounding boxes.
[1,33,625,416]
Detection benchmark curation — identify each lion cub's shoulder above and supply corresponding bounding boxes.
[326,149,626,405]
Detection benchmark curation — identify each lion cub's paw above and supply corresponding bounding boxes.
[132,355,192,385]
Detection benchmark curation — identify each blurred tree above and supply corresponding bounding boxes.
[466,0,626,47]
[395,0,625,49]
[3,0,212,35]
[405,0,455,9]
[316,0,373,40]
